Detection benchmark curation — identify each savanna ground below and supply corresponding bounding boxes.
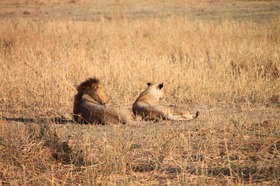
[0,0,280,185]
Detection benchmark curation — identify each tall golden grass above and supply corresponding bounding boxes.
[0,14,280,185]
[0,17,279,117]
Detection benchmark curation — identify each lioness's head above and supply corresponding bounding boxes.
[76,77,110,105]
[143,82,165,100]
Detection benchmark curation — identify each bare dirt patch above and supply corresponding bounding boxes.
[0,0,280,21]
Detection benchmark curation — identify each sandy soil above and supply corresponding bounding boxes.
[0,0,280,21]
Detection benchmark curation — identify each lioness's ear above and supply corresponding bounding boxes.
[158,83,163,89]
[147,83,152,86]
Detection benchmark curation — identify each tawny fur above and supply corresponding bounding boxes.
[73,77,135,124]
[132,83,199,121]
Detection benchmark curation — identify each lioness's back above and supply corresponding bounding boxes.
[132,83,165,119]
[132,82,199,121]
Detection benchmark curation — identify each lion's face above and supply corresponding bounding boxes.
[146,82,165,100]
[85,83,111,105]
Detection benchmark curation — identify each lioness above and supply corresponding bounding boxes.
[73,77,135,124]
[132,83,199,121]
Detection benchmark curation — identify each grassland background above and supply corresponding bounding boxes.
[0,0,280,185]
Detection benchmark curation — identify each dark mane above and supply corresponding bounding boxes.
[76,77,100,92]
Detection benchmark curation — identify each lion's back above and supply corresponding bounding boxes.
[105,107,135,124]
[73,98,104,124]
[74,99,135,124]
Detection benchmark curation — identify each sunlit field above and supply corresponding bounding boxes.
[0,0,279,185]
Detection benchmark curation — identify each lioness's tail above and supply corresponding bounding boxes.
[194,111,200,118]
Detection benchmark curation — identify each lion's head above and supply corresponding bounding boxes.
[141,82,165,101]
[76,77,110,105]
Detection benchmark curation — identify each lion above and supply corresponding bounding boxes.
[73,77,136,124]
[132,82,199,121]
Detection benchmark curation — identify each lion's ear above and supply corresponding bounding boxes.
[158,83,163,89]
[147,83,152,86]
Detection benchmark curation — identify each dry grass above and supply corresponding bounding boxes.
[1,110,279,185]
[0,0,280,185]
[0,17,279,116]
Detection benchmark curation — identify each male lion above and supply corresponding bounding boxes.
[73,77,135,124]
[132,83,199,121]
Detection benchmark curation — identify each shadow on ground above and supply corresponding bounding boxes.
[1,116,75,124]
